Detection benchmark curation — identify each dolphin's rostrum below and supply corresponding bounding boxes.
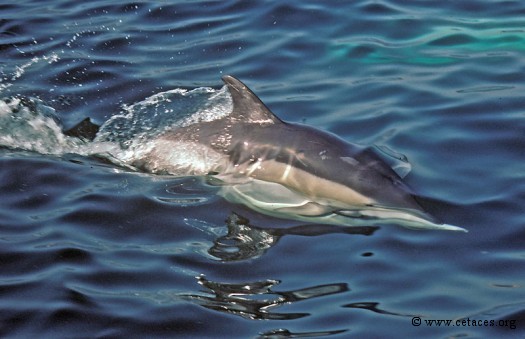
[134,75,465,232]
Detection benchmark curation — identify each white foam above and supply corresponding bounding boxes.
[0,97,84,155]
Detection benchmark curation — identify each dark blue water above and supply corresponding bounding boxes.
[1,1,524,337]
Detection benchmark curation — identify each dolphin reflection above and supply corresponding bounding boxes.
[179,274,348,321]
[206,212,378,261]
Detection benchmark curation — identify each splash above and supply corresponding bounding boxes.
[96,85,232,146]
[0,53,60,92]
[0,96,83,154]
[92,85,232,174]
[0,85,232,175]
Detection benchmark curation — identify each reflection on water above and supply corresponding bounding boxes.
[209,212,378,261]
[208,213,277,261]
[180,275,348,321]
[258,328,348,338]
[343,301,413,317]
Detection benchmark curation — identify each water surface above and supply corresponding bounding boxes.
[1,1,524,337]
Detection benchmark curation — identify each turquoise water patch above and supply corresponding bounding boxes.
[330,23,525,65]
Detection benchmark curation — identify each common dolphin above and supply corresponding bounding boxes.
[131,75,466,232]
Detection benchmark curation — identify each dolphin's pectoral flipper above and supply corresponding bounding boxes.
[64,117,100,141]
[221,75,283,124]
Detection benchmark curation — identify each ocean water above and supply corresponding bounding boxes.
[1,1,524,338]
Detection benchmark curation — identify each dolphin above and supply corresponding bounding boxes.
[62,75,465,231]
[128,75,465,232]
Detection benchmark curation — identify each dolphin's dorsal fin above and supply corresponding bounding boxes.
[222,75,283,124]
